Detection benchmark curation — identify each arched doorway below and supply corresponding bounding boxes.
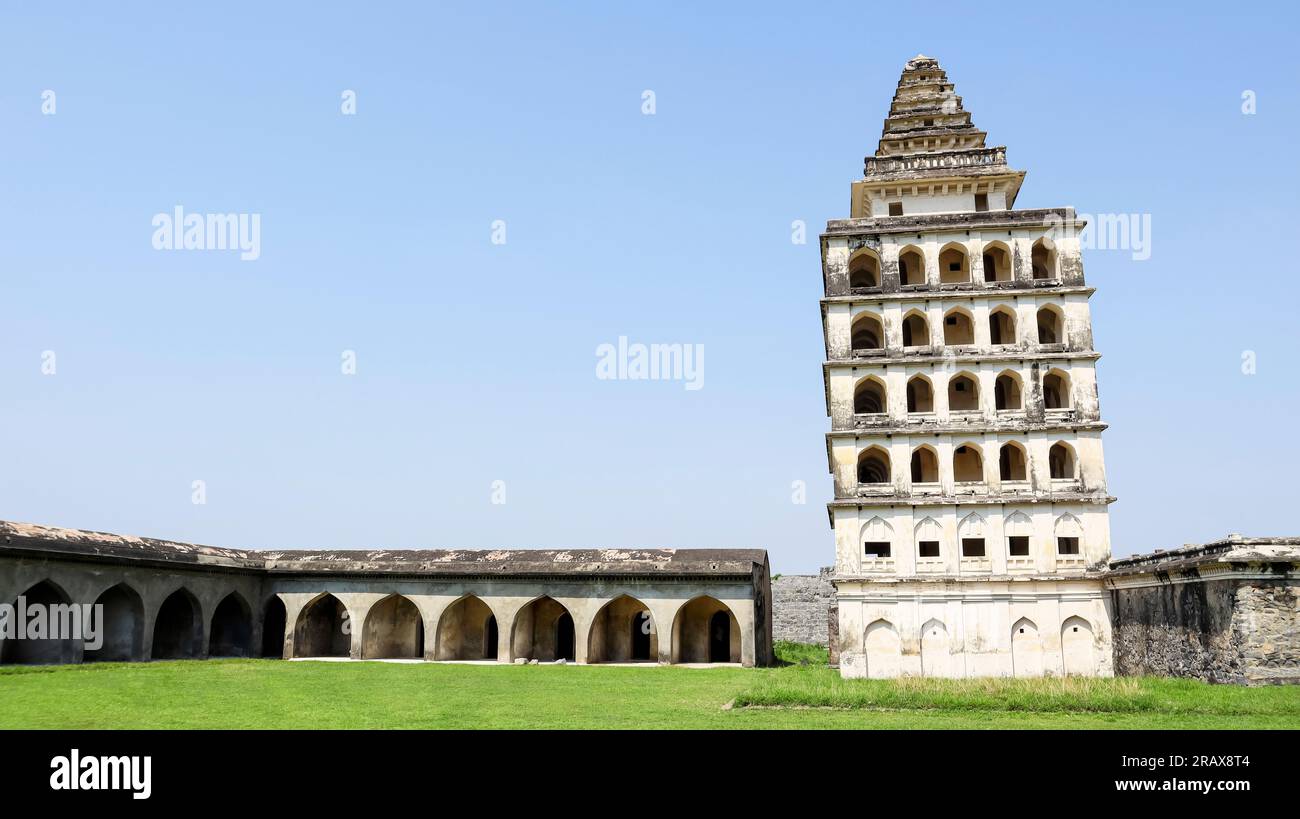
[261,596,287,658]
[435,595,497,660]
[85,583,144,663]
[1011,617,1043,678]
[293,594,351,658]
[920,619,951,677]
[0,580,82,665]
[631,612,651,661]
[555,612,575,662]
[708,611,730,662]
[587,595,656,663]
[362,594,424,659]
[510,596,573,662]
[209,592,253,657]
[151,589,202,660]
[864,619,901,678]
[485,615,498,660]
[1061,616,1095,675]
[671,597,740,664]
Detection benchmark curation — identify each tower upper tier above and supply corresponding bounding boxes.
[851,55,1026,219]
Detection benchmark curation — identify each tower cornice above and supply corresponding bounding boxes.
[823,207,1084,238]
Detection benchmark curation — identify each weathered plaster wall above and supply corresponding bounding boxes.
[831,502,1110,577]
[834,577,1113,679]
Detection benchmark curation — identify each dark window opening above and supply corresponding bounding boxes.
[1057,537,1080,555]
[1008,536,1030,556]
[975,193,989,212]
[918,540,941,558]
[961,538,986,557]
[888,202,903,216]
[864,541,891,558]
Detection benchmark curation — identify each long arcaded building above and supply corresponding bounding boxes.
[821,55,1114,678]
[0,520,773,667]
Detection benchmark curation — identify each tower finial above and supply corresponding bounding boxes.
[905,54,940,71]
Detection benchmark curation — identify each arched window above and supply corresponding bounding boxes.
[898,245,926,286]
[995,370,1023,410]
[953,443,984,482]
[906,375,934,413]
[1043,369,1071,409]
[943,308,974,345]
[849,249,881,288]
[1005,511,1033,560]
[1055,514,1084,557]
[988,306,1016,345]
[957,512,987,558]
[1049,442,1077,480]
[939,242,970,284]
[910,446,939,482]
[857,446,891,485]
[999,442,1028,481]
[861,516,894,559]
[1036,306,1063,344]
[914,517,943,559]
[948,372,980,411]
[901,311,929,347]
[1031,238,1058,280]
[982,241,1013,282]
[853,376,887,414]
[851,312,884,352]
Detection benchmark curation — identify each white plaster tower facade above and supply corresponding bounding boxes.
[823,56,1113,678]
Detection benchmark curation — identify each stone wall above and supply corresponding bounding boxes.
[1111,578,1298,685]
[1235,582,1300,684]
[772,568,835,645]
[1107,537,1300,685]
[1111,578,1242,683]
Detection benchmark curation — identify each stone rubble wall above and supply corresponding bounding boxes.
[1234,582,1300,684]
[1111,577,1299,685]
[772,567,836,646]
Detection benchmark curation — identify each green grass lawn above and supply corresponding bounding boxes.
[1,643,1296,729]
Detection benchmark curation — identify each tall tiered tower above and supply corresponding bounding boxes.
[821,56,1114,678]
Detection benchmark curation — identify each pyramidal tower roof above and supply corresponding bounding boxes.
[850,55,1026,218]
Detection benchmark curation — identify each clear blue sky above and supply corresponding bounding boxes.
[2,2,1297,571]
